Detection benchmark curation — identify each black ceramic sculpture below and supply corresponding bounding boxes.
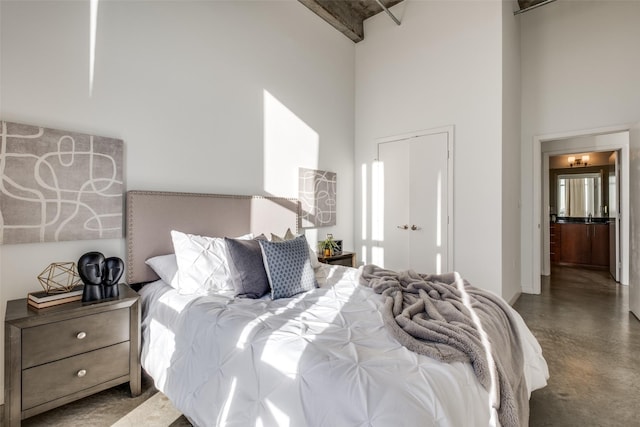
[103,256,123,299]
[78,252,123,302]
[78,251,105,302]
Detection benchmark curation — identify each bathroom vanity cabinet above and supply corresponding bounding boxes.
[551,222,609,268]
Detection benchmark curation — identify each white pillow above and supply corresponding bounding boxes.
[306,245,323,269]
[170,230,252,295]
[145,254,178,287]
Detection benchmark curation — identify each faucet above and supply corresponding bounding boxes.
[588,213,592,223]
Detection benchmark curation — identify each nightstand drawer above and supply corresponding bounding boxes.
[22,308,130,368]
[22,341,130,410]
[326,256,354,267]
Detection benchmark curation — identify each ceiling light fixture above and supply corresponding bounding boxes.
[568,155,589,167]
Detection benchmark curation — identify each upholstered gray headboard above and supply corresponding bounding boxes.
[126,191,301,285]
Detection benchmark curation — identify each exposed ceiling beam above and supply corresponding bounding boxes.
[299,0,365,42]
[515,0,556,15]
[299,0,404,43]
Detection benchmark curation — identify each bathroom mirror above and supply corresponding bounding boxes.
[557,173,603,217]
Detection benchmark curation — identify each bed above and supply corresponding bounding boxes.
[126,190,548,427]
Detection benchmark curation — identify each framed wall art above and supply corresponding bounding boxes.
[0,121,124,244]
[298,167,336,228]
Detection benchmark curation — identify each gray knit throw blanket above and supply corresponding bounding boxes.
[359,264,528,427]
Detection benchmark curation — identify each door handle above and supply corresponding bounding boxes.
[410,225,420,231]
[397,225,409,230]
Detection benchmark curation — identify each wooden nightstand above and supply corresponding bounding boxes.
[4,284,141,426]
[318,251,356,267]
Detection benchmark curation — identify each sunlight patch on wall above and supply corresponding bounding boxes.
[263,90,318,197]
[371,245,384,267]
[436,171,442,247]
[89,0,99,96]
[371,160,384,267]
[361,163,367,240]
[360,163,369,266]
[371,160,384,242]
[436,170,443,274]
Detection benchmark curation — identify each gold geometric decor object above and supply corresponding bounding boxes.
[37,262,82,294]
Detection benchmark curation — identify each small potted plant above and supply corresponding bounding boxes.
[318,234,340,257]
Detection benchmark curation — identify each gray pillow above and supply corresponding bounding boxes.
[258,235,318,300]
[225,237,270,299]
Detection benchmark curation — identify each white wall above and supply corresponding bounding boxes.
[520,0,640,291]
[0,0,354,404]
[502,0,522,303]
[355,0,504,294]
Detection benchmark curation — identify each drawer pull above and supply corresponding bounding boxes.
[76,332,87,340]
[77,369,87,378]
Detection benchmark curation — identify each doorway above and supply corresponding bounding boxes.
[546,149,620,281]
[533,127,630,294]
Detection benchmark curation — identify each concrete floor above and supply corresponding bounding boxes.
[514,265,640,427]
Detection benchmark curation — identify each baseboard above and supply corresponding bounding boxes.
[508,291,522,305]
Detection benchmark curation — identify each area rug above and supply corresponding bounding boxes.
[111,392,184,427]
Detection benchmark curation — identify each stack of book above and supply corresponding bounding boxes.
[27,285,84,309]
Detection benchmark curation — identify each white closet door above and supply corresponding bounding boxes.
[379,140,410,270]
[379,132,450,273]
[409,133,449,274]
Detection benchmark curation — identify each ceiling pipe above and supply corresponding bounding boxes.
[514,0,557,15]
[374,0,401,25]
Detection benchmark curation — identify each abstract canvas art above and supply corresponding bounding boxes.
[0,121,124,244]
[299,167,336,228]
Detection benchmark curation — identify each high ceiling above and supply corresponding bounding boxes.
[299,0,553,42]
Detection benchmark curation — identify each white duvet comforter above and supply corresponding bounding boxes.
[140,264,548,427]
